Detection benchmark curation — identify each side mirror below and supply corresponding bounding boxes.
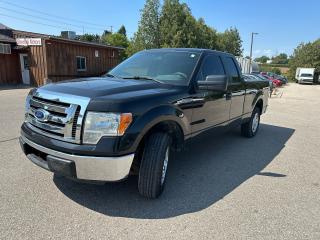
[197,75,228,91]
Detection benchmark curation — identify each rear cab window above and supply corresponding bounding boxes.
[223,57,241,83]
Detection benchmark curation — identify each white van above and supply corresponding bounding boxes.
[295,68,315,84]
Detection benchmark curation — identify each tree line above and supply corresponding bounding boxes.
[254,39,320,80]
[127,0,242,57]
[255,53,289,65]
[77,0,243,60]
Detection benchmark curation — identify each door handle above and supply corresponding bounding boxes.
[226,92,232,100]
[176,98,204,105]
[247,89,258,95]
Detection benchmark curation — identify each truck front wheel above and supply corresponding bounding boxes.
[241,107,261,138]
[138,132,171,198]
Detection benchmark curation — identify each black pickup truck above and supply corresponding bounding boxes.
[20,48,269,198]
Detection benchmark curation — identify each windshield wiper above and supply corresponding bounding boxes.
[105,73,121,78]
[123,76,163,84]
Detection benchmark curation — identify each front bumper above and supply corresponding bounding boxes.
[299,79,313,83]
[20,135,135,181]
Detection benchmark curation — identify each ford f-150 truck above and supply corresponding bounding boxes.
[20,48,269,198]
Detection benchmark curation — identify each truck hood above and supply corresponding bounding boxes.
[40,77,181,99]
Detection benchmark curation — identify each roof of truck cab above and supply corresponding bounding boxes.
[146,48,234,56]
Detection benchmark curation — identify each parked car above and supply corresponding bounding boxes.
[249,73,275,91]
[261,72,282,87]
[270,74,287,84]
[273,74,288,84]
[295,68,315,84]
[20,48,269,199]
[271,78,282,87]
[242,74,253,81]
[250,73,275,86]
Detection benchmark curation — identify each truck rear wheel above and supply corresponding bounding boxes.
[241,107,261,138]
[138,132,171,199]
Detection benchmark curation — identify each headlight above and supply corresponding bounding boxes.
[25,95,31,115]
[25,88,36,120]
[83,112,132,144]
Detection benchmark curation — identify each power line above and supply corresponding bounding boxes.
[0,13,80,31]
[0,6,110,31]
[0,6,86,31]
[0,12,123,37]
[0,1,130,36]
[0,0,111,28]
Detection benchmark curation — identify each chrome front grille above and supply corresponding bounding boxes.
[25,89,90,144]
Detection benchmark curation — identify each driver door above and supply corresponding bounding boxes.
[191,54,231,133]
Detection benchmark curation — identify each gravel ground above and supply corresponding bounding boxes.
[0,83,319,240]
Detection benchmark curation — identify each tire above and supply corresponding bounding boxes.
[241,107,261,138]
[138,132,171,199]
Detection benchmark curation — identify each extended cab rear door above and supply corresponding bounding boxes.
[190,53,231,133]
[222,56,246,120]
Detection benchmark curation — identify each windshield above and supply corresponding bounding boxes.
[300,73,313,77]
[108,50,201,86]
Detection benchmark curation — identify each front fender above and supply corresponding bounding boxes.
[118,105,191,153]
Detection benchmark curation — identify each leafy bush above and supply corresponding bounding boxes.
[288,39,320,80]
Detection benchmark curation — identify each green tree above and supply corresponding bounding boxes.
[217,27,243,56]
[195,18,218,49]
[159,0,198,48]
[272,53,288,64]
[118,25,127,36]
[102,32,129,60]
[102,33,129,48]
[78,33,100,42]
[271,67,281,75]
[254,55,270,63]
[127,0,243,58]
[127,0,160,56]
[103,30,112,36]
[288,39,320,80]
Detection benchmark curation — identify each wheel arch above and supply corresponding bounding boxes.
[126,105,188,174]
[255,98,263,113]
[130,119,185,175]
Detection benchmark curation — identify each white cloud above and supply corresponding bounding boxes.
[253,49,273,58]
[250,48,292,58]
[244,49,274,58]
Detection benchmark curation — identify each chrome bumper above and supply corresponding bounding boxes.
[20,135,135,181]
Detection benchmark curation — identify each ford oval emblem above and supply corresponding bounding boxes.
[34,109,49,122]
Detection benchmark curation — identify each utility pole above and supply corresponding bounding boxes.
[249,32,258,72]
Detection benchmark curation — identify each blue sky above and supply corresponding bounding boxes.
[0,0,319,58]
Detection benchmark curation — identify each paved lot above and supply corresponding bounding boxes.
[0,84,319,239]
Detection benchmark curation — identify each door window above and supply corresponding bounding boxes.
[224,57,240,83]
[196,55,225,81]
[23,56,29,69]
